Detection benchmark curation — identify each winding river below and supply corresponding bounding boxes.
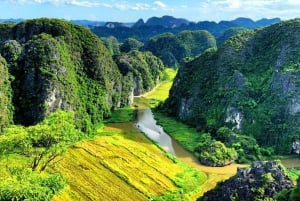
[136,107,245,175]
[135,106,300,175]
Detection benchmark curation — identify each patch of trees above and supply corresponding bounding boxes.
[0,111,81,200]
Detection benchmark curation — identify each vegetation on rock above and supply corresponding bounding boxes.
[199,161,294,201]
[216,27,249,46]
[114,50,164,98]
[164,19,300,154]
[0,55,12,131]
[0,18,164,132]
[276,176,300,201]
[194,134,237,167]
[120,37,144,53]
[144,30,216,67]
[0,18,168,200]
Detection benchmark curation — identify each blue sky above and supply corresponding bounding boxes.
[1,0,300,22]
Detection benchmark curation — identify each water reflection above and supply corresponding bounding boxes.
[136,108,175,155]
[136,107,246,174]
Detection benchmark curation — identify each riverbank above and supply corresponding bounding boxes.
[52,68,208,201]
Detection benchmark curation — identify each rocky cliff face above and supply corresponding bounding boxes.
[0,55,12,131]
[199,161,294,201]
[114,50,164,103]
[0,19,162,132]
[164,19,300,153]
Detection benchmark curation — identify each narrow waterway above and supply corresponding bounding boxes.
[281,157,300,168]
[136,107,245,175]
[135,106,300,174]
[136,108,175,155]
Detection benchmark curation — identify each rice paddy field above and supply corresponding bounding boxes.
[52,121,207,201]
[51,68,238,200]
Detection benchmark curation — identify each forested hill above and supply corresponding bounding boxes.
[143,30,216,67]
[164,18,300,154]
[92,16,280,42]
[0,18,164,132]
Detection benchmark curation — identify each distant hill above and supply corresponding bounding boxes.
[0,18,23,23]
[0,19,133,29]
[92,16,280,42]
[70,20,106,28]
[217,27,249,46]
[144,30,216,67]
[142,15,190,28]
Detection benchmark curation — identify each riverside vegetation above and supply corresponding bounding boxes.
[164,19,300,157]
[0,18,214,200]
[0,17,300,201]
[0,19,183,200]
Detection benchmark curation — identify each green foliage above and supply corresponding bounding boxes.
[286,168,300,182]
[290,187,300,201]
[0,111,79,200]
[102,36,121,56]
[262,173,275,184]
[275,189,291,201]
[196,140,238,167]
[276,186,300,201]
[217,27,249,46]
[0,56,12,132]
[152,163,207,201]
[177,30,216,57]
[144,31,216,67]
[105,106,135,123]
[0,18,128,132]
[164,19,300,154]
[0,111,83,171]
[120,38,143,53]
[154,111,202,152]
[0,168,66,201]
[115,50,164,97]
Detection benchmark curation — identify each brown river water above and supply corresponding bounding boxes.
[136,108,245,175]
[136,107,300,175]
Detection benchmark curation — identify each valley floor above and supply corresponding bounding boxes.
[50,68,203,200]
[52,122,206,201]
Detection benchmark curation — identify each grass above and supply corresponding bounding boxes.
[154,112,202,152]
[51,122,207,201]
[51,68,210,201]
[286,168,300,182]
[135,68,177,108]
[104,106,135,123]
[51,67,245,200]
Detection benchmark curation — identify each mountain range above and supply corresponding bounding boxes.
[92,15,280,42]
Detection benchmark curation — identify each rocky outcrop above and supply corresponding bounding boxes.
[0,19,166,131]
[164,19,300,153]
[199,161,294,201]
[0,56,12,131]
[292,139,300,154]
[114,50,164,97]
[0,19,125,131]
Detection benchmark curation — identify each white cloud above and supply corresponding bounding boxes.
[287,0,300,5]
[69,0,100,7]
[153,1,167,8]
[7,0,100,7]
[194,0,300,21]
[132,3,151,11]
[226,0,241,9]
